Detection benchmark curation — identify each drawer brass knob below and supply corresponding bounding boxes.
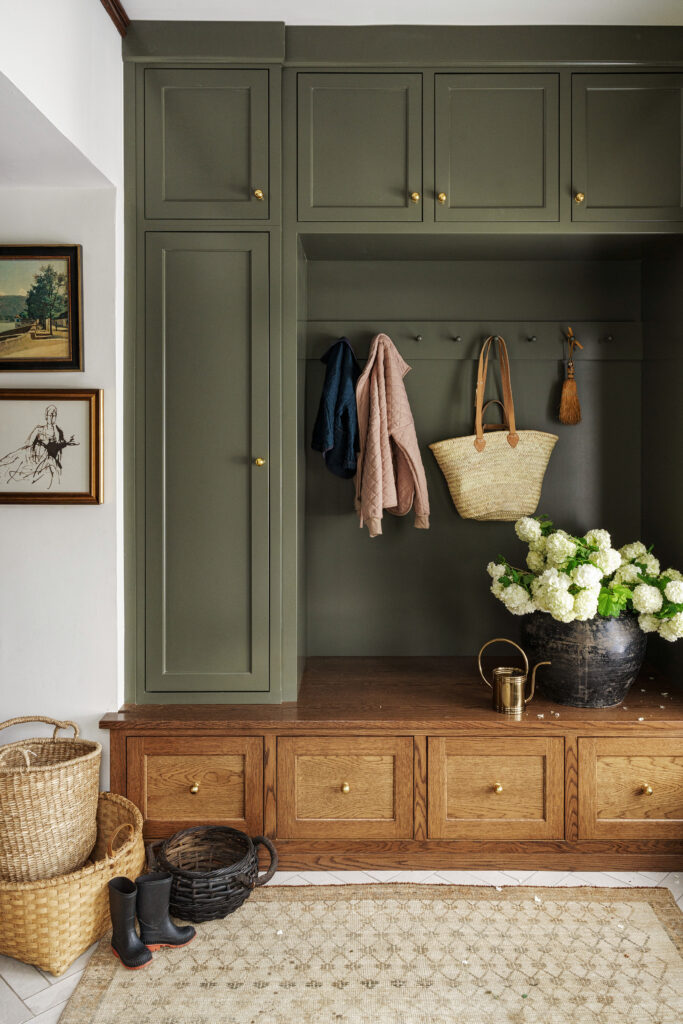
[190,782,200,794]
[340,782,351,794]
[253,188,265,201]
[493,783,504,794]
[574,192,585,204]
[437,192,447,205]
[641,783,654,796]
[409,191,421,204]
[254,457,266,467]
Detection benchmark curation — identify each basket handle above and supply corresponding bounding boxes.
[0,746,37,768]
[474,336,519,453]
[252,836,278,887]
[0,716,80,739]
[107,823,135,858]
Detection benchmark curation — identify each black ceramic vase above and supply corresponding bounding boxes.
[520,612,647,708]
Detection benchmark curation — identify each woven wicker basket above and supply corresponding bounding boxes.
[0,792,145,976]
[0,716,101,882]
[430,336,557,521]
[150,826,278,923]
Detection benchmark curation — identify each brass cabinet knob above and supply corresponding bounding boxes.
[254,457,266,467]
[437,192,447,205]
[641,783,654,796]
[574,192,585,204]
[340,782,351,794]
[190,782,200,794]
[493,783,504,794]
[253,188,265,200]
[409,191,421,203]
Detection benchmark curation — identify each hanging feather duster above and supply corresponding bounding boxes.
[559,326,583,425]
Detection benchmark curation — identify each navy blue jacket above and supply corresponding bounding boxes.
[311,337,361,478]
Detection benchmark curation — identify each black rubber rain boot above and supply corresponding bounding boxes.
[136,872,196,951]
[108,877,153,970]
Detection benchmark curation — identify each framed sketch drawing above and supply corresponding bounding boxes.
[0,245,83,372]
[0,389,102,504]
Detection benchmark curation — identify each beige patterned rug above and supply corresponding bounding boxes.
[60,884,683,1024]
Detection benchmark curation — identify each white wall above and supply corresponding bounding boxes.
[0,4,124,785]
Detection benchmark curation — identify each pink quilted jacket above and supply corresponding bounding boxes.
[354,333,430,537]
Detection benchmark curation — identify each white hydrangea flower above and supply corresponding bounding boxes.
[491,580,505,599]
[589,548,622,576]
[640,553,660,576]
[573,588,599,621]
[545,531,578,566]
[631,583,663,614]
[528,536,548,554]
[663,568,683,581]
[487,562,506,581]
[546,590,575,621]
[571,563,604,589]
[658,612,683,642]
[638,613,660,633]
[664,580,683,604]
[501,583,535,616]
[584,529,611,551]
[614,563,642,585]
[620,541,647,562]
[515,517,543,543]
[526,550,545,573]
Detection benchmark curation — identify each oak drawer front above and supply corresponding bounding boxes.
[579,738,683,839]
[428,737,564,840]
[127,736,263,838]
[277,737,413,839]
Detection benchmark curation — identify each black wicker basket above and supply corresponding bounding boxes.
[147,826,278,923]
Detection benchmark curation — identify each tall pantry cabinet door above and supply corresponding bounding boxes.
[572,74,683,221]
[298,73,423,221]
[145,233,270,693]
[434,74,559,221]
[144,69,270,219]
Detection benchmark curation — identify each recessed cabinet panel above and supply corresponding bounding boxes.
[578,738,683,838]
[145,233,270,693]
[435,74,559,222]
[145,69,269,219]
[298,73,423,222]
[572,74,683,221]
[428,737,564,839]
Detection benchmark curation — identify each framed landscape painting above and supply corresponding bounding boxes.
[0,389,102,503]
[0,245,83,371]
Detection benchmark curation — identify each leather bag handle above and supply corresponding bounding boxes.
[474,336,519,452]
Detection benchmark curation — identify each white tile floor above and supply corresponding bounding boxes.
[1,869,681,1023]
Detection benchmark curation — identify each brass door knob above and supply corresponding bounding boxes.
[253,188,265,200]
[641,783,654,796]
[190,782,200,794]
[493,783,504,794]
[254,457,266,467]
[340,782,351,794]
[409,191,421,203]
[574,192,585,204]
[437,192,447,205]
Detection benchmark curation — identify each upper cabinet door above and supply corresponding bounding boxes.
[298,73,423,222]
[435,74,559,222]
[572,74,683,222]
[144,69,270,220]
[144,233,270,694]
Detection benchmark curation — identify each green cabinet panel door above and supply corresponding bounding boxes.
[145,233,270,693]
[572,74,683,221]
[298,73,422,222]
[144,69,269,219]
[434,74,559,222]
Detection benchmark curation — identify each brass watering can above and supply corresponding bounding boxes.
[478,638,550,717]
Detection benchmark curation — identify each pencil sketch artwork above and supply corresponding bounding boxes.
[0,404,78,489]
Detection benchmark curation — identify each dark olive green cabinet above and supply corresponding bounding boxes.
[572,74,683,222]
[434,74,559,221]
[144,69,270,219]
[298,73,423,222]
[144,233,270,693]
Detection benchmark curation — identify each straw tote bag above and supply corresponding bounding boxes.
[429,335,558,521]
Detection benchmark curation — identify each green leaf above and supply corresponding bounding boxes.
[598,584,631,618]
